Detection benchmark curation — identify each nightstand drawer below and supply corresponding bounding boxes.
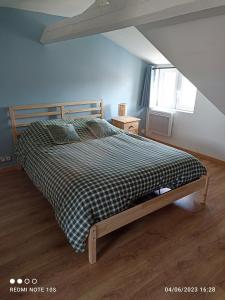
[112,116,140,135]
[112,120,123,129]
[123,121,139,133]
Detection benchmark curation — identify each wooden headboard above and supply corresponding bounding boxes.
[9,100,103,143]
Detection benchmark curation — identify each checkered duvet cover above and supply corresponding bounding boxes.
[16,120,206,252]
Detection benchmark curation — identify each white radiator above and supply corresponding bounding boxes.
[147,110,174,137]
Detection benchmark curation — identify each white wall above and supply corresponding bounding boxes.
[150,91,225,161]
[138,14,225,115]
[138,14,225,160]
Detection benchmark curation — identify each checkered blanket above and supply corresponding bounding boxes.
[16,120,206,252]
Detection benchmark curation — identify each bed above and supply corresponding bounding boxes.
[9,100,209,264]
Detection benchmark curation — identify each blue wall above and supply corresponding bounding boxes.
[0,8,146,168]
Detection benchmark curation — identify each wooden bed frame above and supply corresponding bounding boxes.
[9,100,104,143]
[9,100,209,264]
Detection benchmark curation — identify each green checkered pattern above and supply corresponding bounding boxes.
[16,119,206,252]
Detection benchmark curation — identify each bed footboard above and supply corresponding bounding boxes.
[88,175,209,264]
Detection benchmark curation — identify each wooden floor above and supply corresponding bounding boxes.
[0,159,225,300]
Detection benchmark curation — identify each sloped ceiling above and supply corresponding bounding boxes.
[138,14,225,114]
[103,27,169,64]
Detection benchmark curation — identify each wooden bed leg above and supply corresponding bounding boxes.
[88,226,97,264]
[201,176,209,205]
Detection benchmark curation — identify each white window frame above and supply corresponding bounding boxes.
[150,67,197,114]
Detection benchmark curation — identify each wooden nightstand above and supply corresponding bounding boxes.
[112,116,141,135]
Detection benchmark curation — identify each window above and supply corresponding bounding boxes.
[150,68,197,113]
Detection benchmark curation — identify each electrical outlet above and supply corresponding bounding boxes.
[0,156,5,163]
[0,155,12,163]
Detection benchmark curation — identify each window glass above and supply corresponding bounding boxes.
[176,75,197,112]
[157,69,177,110]
[150,67,197,113]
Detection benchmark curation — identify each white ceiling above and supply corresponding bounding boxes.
[0,0,169,64]
[103,27,169,64]
[0,0,95,17]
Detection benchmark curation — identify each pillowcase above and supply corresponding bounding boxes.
[46,124,81,145]
[86,119,119,138]
[65,118,95,141]
[31,119,68,145]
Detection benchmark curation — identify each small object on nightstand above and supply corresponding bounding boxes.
[112,116,141,135]
[118,103,127,116]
